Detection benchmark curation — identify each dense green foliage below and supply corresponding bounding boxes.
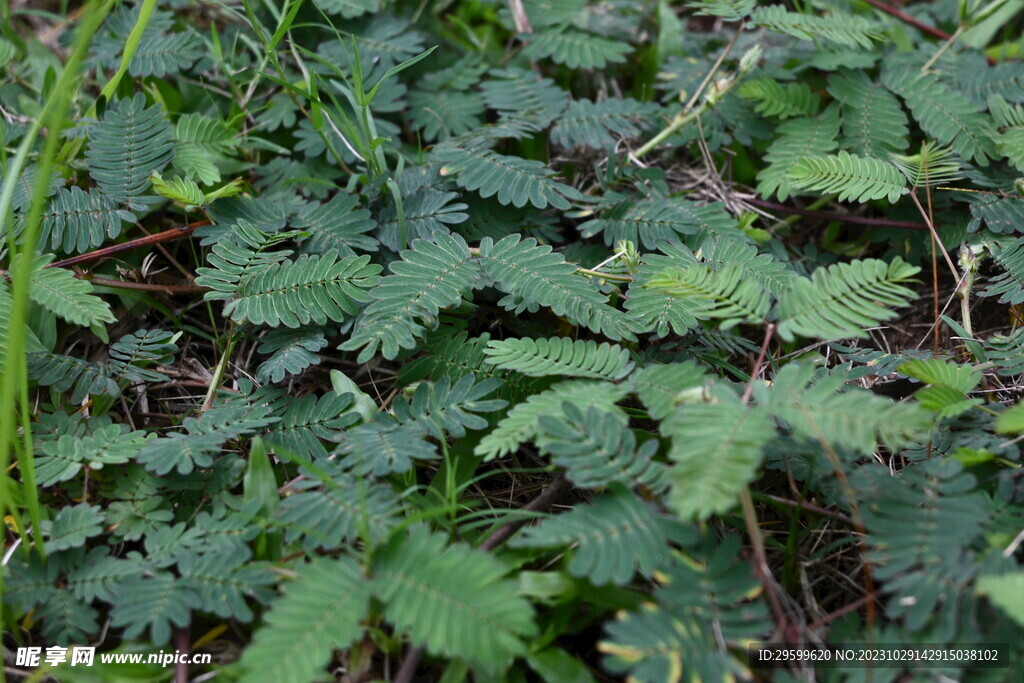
[2,0,1024,681]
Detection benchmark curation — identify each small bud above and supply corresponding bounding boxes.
[738,45,763,74]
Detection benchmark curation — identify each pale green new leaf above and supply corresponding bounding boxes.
[149,172,205,206]
[996,401,1024,434]
[898,358,982,394]
[889,142,963,188]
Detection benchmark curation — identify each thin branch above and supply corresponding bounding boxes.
[742,323,775,405]
[746,198,928,230]
[759,493,855,526]
[862,0,996,65]
[633,21,745,159]
[84,275,206,294]
[807,595,873,631]
[908,192,959,279]
[738,323,790,637]
[508,0,533,34]
[49,218,209,270]
[862,0,952,41]
[480,475,572,551]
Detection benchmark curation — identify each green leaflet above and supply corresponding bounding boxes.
[663,386,775,521]
[510,485,669,585]
[237,557,370,683]
[434,142,583,209]
[225,251,381,327]
[776,257,920,341]
[788,151,908,203]
[483,336,634,379]
[373,526,537,671]
[476,379,629,460]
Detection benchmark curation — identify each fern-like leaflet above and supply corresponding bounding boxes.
[776,257,920,341]
[483,337,634,380]
[434,142,582,209]
[225,251,380,328]
[476,234,639,341]
[788,151,908,203]
[372,525,537,672]
[341,232,481,362]
[510,485,669,585]
[85,93,174,211]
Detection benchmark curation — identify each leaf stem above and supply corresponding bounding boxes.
[633,21,745,159]
[746,198,928,230]
[202,320,239,411]
[48,219,209,270]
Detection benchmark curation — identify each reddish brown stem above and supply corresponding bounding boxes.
[807,595,874,631]
[84,275,207,294]
[174,625,190,683]
[747,198,928,231]
[862,0,953,41]
[761,493,855,526]
[862,0,997,65]
[48,218,209,270]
